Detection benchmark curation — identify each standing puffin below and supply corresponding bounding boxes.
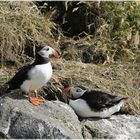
[63,86,127,118]
[6,45,60,105]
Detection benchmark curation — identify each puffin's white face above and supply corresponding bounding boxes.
[63,86,86,99]
[38,45,59,58]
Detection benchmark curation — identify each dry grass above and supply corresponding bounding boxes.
[1,59,139,115]
[52,59,140,115]
[0,2,57,66]
[60,1,140,63]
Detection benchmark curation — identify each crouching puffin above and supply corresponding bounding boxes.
[63,86,127,118]
[6,45,60,105]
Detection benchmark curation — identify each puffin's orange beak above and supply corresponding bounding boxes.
[53,50,60,58]
[63,87,71,94]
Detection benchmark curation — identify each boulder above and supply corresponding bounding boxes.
[82,115,140,139]
[0,91,140,139]
[0,91,82,139]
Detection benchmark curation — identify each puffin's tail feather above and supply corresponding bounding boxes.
[113,96,128,104]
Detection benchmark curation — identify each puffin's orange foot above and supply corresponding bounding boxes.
[29,97,46,106]
[29,97,40,106]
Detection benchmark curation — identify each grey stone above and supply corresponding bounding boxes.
[0,91,140,139]
[0,92,82,139]
[81,115,140,139]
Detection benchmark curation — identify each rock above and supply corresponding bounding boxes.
[82,115,140,139]
[0,91,82,139]
[0,91,140,139]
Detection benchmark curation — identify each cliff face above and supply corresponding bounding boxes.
[0,91,140,139]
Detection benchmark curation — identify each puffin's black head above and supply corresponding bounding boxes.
[35,45,60,64]
[63,86,87,99]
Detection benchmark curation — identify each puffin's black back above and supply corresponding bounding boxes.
[6,64,34,92]
[80,90,125,111]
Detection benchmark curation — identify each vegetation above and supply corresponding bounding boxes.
[0,2,56,66]
[57,1,140,63]
[88,1,140,62]
[0,1,139,115]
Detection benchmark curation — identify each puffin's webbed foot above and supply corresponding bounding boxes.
[28,91,46,106]
[29,97,45,106]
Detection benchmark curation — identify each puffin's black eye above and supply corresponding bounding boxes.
[46,48,49,51]
[76,88,81,92]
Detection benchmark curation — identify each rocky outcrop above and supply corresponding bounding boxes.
[0,91,82,139]
[0,91,140,139]
[82,115,140,139]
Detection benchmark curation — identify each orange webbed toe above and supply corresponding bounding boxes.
[29,97,46,106]
[29,97,40,106]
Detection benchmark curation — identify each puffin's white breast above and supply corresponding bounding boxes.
[69,99,124,118]
[20,62,52,92]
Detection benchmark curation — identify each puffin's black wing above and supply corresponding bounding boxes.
[6,64,34,92]
[80,90,126,111]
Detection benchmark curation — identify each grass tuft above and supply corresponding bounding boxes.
[0,2,57,67]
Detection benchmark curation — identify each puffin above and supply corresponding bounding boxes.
[63,86,127,118]
[6,45,60,105]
